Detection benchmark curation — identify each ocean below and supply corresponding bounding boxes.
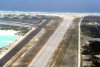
[0,0,100,47]
[0,0,100,13]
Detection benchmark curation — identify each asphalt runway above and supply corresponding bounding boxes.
[0,19,51,66]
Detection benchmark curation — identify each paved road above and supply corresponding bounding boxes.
[0,19,51,66]
[28,18,73,67]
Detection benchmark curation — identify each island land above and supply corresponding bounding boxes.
[0,12,100,67]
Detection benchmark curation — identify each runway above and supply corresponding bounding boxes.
[28,17,73,67]
[0,19,51,66]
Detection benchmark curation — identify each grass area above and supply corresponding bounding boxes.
[0,19,43,24]
[6,18,62,67]
[81,23,100,38]
[19,19,61,67]
[0,24,30,36]
[20,28,55,67]
[81,21,100,67]
[47,18,80,67]
[73,18,81,22]
[6,28,55,67]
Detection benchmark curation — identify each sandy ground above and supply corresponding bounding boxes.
[0,27,35,59]
[0,12,87,19]
[0,13,81,59]
[0,12,83,59]
[0,30,20,58]
[0,30,18,36]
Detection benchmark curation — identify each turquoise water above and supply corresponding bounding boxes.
[0,35,18,48]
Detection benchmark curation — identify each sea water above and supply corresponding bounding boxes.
[0,0,100,13]
[0,0,100,48]
[0,35,18,48]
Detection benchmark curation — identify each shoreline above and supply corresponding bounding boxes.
[0,30,20,48]
[0,30,18,36]
[0,11,100,15]
[0,11,99,59]
[0,30,21,58]
[0,27,35,58]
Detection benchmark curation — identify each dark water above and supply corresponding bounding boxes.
[0,0,100,13]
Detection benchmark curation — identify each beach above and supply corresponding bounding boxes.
[0,26,35,59]
[0,30,20,58]
[0,30,19,47]
[1,11,100,19]
[0,11,99,48]
[0,30,18,36]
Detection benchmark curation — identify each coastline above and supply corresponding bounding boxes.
[1,11,100,20]
[0,30,19,48]
[0,30,18,36]
[0,27,35,59]
[0,10,99,48]
[0,10,100,62]
[1,10,100,15]
[0,30,20,58]
[0,10,99,49]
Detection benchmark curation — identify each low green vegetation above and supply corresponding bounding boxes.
[81,24,100,38]
[81,16,100,67]
[73,18,81,22]
[6,18,62,67]
[0,24,31,36]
